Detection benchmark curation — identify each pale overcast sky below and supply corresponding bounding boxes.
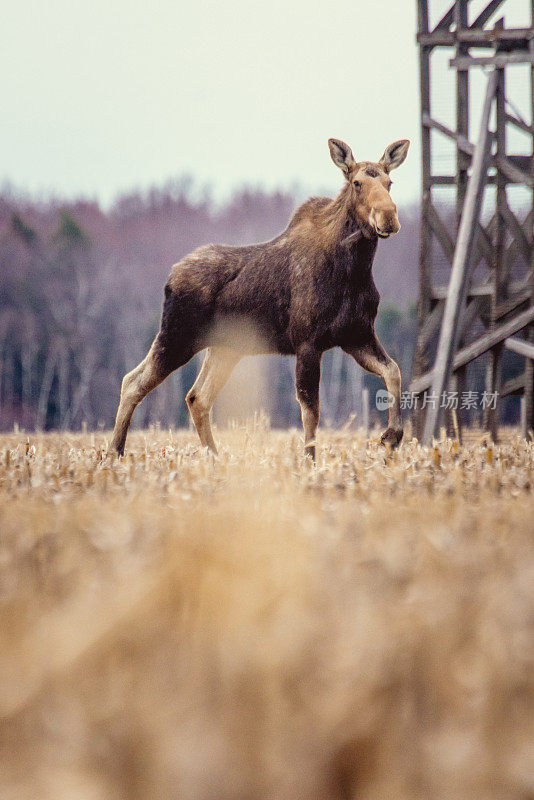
[0,0,422,205]
[2,0,528,208]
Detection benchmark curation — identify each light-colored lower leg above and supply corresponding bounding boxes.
[299,401,319,460]
[382,360,402,430]
[111,345,167,454]
[346,343,403,446]
[186,348,240,453]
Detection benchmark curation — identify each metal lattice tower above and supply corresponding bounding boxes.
[411,0,534,444]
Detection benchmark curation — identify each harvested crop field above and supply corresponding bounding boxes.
[1,423,534,800]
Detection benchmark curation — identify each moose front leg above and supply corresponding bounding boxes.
[295,346,322,460]
[345,337,403,448]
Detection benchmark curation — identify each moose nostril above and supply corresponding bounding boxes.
[376,221,400,237]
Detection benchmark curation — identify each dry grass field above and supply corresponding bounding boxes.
[1,421,534,800]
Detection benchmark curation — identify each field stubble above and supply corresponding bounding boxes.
[1,421,534,800]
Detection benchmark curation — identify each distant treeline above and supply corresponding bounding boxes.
[0,181,419,432]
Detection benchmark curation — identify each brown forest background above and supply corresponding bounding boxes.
[0,180,421,432]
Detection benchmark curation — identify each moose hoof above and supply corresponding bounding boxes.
[111,439,125,457]
[304,444,316,461]
[380,427,403,449]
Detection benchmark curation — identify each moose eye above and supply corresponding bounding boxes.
[353,180,361,188]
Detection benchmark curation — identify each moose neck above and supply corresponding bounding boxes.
[345,233,378,282]
[322,184,378,247]
[319,188,378,272]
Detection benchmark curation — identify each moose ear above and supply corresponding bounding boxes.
[328,138,356,177]
[379,139,410,171]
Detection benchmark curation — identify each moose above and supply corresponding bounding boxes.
[111,137,410,459]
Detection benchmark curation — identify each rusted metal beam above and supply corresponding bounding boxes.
[484,56,506,440]
[501,204,532,264]
[470,0,506,30]
[505,112,532,134]
[495,286,531,319]
[433,2,455,32]
[501,373,526,396]
[431,285,493,300]
[412,0,433,441]
[411,305,534,395]
[417,27,534,47]
[426,202,455,263]
[422,70,498,443]
[425,209,494,271]
[414,0,534,441]
[456,0,470,246]
[493,154,532,186]
[504,210,534,275]
[422,112,533,186]
[429,175,456,185]
[505,337,534,359]
[419,302,444,348]
[476,221,495,266]
[525,22,534,433]
[451,52,534,69]
[422,112,476,155]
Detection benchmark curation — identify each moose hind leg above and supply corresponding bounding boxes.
[186,348,240,454]
[296,346,321,460]
[111,339,179,456]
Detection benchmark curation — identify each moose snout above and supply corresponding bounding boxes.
[368,197,400,238]
[376,219,400,238]
[373,208,400,238]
